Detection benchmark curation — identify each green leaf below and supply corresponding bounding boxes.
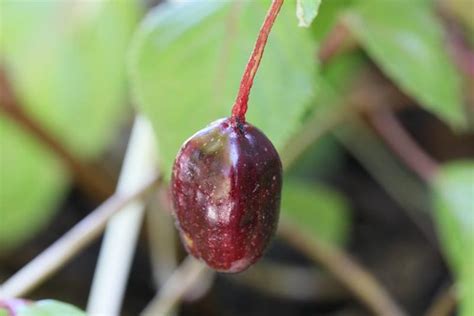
[346,0,466,129]
[296,0,322,27]
[307,52,364,121]
[0,0,139,250]
[310,0,352,41]
[18,300,85,316]
[286,134,343,179]
[281,180,351,244]
[280,52,363,171]
[130,1,317,177]
[2,0,140,158]
[432,161,474,316]
[0,117,68,252]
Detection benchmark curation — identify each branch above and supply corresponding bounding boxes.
[0,175,161,299]
[438,1,474,79]
[425,285,457,316]
[281,105,350,170]
[0,67,115,200]
[225,261,346,301]
[141,257,211,316]
[368,106,439,182]
[335,118,439,247]
[278,218,408,316]
[146,188,179,289]
[87,116,159,315]
[318,22,357,63]
[448,29,474,79]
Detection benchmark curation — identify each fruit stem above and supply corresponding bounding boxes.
[231,0,284,122]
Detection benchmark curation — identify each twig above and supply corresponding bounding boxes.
[282,67,411,171]
[146,188,178,289]
[145,192,179,316]
[448,28,474,79]
[438,1,474,79]
[225,261,346,301]
[141,257,210,316]
[87,116,159,315]
[318,22,357,63]
[335,119,438,247]
[278,218,408,316]
[281,105,350,170]
[0,67,115,200]
[425,285,457,316]
[368,106,440,182]
[0,175,161,299]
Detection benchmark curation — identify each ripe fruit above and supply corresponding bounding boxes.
[170,0,284,272]
[171,118,282,272]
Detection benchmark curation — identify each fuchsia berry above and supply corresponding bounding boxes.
[171,118,282,272]
[170,0,284,272]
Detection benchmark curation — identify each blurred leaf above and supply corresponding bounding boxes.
[1,0,140,157]
[432,161,474,316]
[280,52,363,171]
[346,0,466,129]
[281,181,351,244]
[0,117,68,251]
[130,1,317,177]
[281,51,356,171]
[310,0,352,41]
[296,0,322,27]
[319,52,363,96]
[286,134,343,179]
[0,0,139,250]
[18,300,85,316]
[0,310,7,316]
[307,52,364,118]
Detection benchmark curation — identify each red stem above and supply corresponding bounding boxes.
[231,0,284,122]
[369,106,439,182]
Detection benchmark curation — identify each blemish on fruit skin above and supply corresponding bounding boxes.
[171,117,282,273]
[182,232,194,252]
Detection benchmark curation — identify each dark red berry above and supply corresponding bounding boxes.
[171,117,282,273]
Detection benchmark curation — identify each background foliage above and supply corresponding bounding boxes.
[0,0,472,315]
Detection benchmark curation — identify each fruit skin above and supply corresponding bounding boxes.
[171,117,282,273]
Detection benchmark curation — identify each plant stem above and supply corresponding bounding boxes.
[0,67,114,200]
[87,116,158,315]
[281,105,350,170]
[146,189,178,289]
[0,175,161,299]
[368,106,439,182]
[278,218,408,316]
[231,0,284,122]
[225,261,346,301]
[318,22,357,63]
[425,285,457,316]
[335,118,437,246]
[142,257,210,316]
